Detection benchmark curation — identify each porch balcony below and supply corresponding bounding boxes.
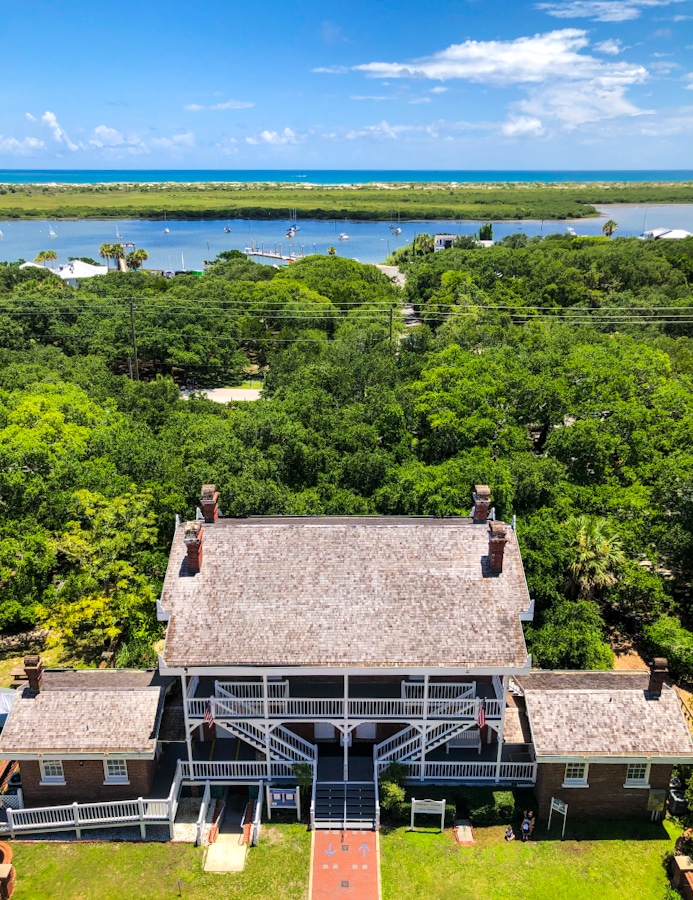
[184,675,505,723]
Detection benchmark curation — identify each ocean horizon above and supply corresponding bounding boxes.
[1,169,693,185]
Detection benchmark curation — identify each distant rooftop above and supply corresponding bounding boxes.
[0,669,166,757]
[159,516,532,670]
[520,671,693,759]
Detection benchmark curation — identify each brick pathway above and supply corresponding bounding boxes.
[309,829,380,900]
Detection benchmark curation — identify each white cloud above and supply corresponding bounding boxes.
[353,29,645,85]
[89,125,149,154]
[344,120,441,141]
[245,127,304,145]
[25,112,36,122]
[410,97,432,104]
[150,132,195,149]
[350,29,648,129]
[685,73,693,89]
[431,86,448,93]
[185,99,254,111]
[536,0,685,22]
[41,111,80,151]
[311,65,349,74]
[0,135,44,155]
[594,38,623,54]
[502,115,545,136]
[350,95,389,101]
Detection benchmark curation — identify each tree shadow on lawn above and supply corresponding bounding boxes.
[526,818,673,844]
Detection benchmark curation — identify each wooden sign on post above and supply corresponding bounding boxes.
[547,796,568,838]
[410,798,446,833]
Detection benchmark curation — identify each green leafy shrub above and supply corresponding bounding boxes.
[380,781,406,813]
[643,615,693,682]
[461,788,516,826]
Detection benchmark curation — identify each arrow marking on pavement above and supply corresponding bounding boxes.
[358,843,371,858]
[325,843,337,857]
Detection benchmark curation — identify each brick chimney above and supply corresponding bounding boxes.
[184,521,204,575]
[647,658,668,699]
[473,485,492,523]
[200,484,219,524]
[488,521,508,573]
[24,654,43,693]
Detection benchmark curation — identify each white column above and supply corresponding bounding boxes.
[181,674,193,766]
[263,674,271,768]
[343,674,349,781]
[420,674,429,782]
[494,675,509,783]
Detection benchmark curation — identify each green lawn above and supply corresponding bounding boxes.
[380,819,680,900]
[10,825,311,900]
[7,819,680,900]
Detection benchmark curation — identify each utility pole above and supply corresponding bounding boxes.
[389,306,393,343]
[129,298,140,381]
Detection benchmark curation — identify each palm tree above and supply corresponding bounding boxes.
[602,219,618,239]
[565,515,627,600]
[413,233,434,256]
[327,246,337,256]
[34,250,58,269]
[111,243,126,271]
[99,243,114,270]
[126,248,149,271]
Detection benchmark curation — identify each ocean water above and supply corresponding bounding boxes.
[0,169,693,185]
[1,205,690,269]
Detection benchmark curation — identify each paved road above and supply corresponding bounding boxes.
[375,264,406,287]
[181,387,262,403]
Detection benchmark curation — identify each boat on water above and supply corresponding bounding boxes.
[392,227,402,236]
[286,227,297,238]
[49,225,57,238]
[223,226,231,233]
[339,233,350,241]
[163,211,170,234]
[0,230,3,240]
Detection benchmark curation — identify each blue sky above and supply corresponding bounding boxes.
[1,0,692,169]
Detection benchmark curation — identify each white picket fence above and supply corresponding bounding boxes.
[0,762,186,839]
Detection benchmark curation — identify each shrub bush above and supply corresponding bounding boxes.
[643,615,693,682]
[460,788,516,826]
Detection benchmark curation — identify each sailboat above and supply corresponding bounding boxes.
[49,225,57,238]
[163,211,170,234]
[0,229,3,240]
[115,225,122,240]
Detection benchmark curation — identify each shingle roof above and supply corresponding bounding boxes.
[521,671,693,758]
[0,670,165,756]
[159,516,532,669]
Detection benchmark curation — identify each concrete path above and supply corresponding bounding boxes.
[204,809,248,873]
[181,387,262,403]
[310,829,380,900]
[375,264,406,287]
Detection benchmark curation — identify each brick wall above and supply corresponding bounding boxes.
[19,758,157,807]
[535,762,671,819]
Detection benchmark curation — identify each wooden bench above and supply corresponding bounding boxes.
[445,729,482,755]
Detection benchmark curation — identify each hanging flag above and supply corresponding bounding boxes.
[477,698,487,729]
[204,700,215,728]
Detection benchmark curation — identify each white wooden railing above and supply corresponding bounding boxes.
[179,760,309,781]
[251,785,264,846]
[195,780,211,846]
[217,680,289,699]
[375,760,537,784]
[402,682,476,700]
[3,795,172,839]
[195,696,503,722]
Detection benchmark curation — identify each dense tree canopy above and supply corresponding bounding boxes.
[1,236,693,670]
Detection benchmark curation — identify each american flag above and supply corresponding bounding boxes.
[204,700,214,729]
[477,698,486,729]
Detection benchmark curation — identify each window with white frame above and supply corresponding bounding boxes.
[563,762,589,786]
[625,762,650,787]
[40,759,65,784]
[104,758,129,784]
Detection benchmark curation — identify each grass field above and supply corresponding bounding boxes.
[0,181,691,221]
[380,819,680,900]
[7,818,680,900]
